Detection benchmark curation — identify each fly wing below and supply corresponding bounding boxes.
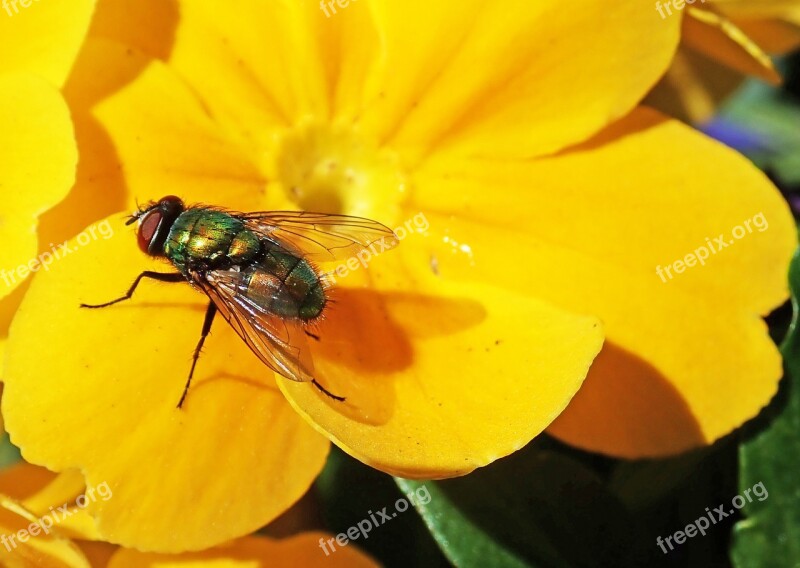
[190,268,315,383]
[239,211,399,262]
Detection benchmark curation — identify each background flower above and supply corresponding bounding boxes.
[647,2,800,123]
[0,463,377,567]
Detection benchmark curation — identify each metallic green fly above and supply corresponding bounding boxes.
[81,196,398,407]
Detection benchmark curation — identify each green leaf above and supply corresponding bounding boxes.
[718,79,800,184]
[315,446,449,568]
[0,433,20,469]
[396,443,647,568]
[732,250,800,568]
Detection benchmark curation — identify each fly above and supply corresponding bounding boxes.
[81,196,398,408]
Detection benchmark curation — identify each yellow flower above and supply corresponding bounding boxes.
[1,0,795,554]
[0,463,377,567]
[648,1,800,122]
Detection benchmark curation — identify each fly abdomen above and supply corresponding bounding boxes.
[245,247,326,321]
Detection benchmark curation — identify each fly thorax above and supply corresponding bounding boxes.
[166,209,258,270]
[227,230,261,265]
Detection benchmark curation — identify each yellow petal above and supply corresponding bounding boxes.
[0,74,77,300]
[730,18,800,54]
[89,0,679,164]
[75,541,117,568]
[48,507,102,542]
[21,470,85,518]
[279,253,604,478]
[409,107,796,457]
[361,0,680,162]
[41,37,267,248]
[3,217,330,552]
[0,496,90,568]
[151,0,331,156]
[0,462,59,504]
[0,281,31,397]
[89,0,179,60]
[683,7,781,84]
[107,533,378,568]
[0,462,114,561]
[0,0,95,87]
[711,0,800,21]
[91,0,382,151]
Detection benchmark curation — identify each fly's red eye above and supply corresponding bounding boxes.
[138,210,163,253]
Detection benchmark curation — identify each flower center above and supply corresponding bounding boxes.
[272,121,406,223]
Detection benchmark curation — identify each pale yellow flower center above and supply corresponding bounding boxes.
[273,121,406,223]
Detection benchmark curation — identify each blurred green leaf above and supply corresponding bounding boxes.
[732,249,800,568]
[315,446,449,568]
[0,433,20,469]
[717,79,800,184]
[396,445,647,568]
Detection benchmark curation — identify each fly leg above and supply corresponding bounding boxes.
[300,330,342,400]
[80,271,184,308]
[312,379,345,402]
[177,302,217,409]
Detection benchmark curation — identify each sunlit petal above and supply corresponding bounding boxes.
[409,107,795,456]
